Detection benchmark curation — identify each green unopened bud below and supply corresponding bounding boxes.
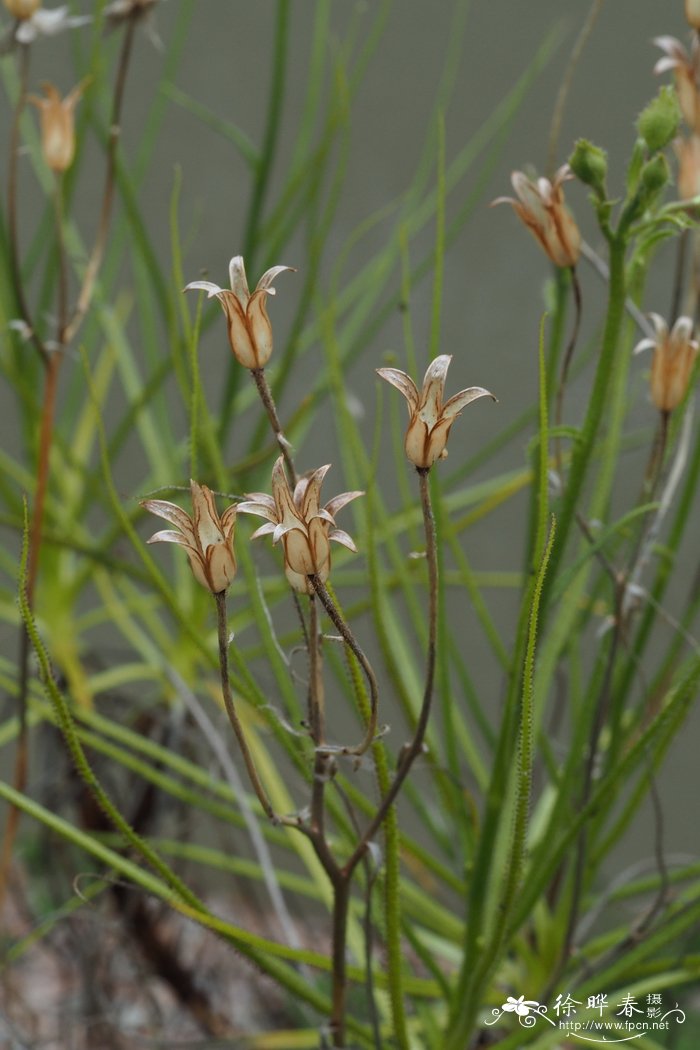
[569,139,608,196]
[640,153,670,198]
[637,87,681,154]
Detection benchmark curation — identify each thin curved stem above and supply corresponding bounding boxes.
[343,466,438,877]
[53,173,69,344]
[64,17,137,343]
[214,591,298,829]
[308,594,329,836]
[309,576,378,757]
[250,367,297,485]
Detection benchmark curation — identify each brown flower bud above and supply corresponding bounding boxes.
[4,0,41,17]
[238,458,362,594]
[28,81,85,173]
[686,0,700,30]
[635,314,699,413]
[141,481,237,594]
[377,356,495,470]
[185,256,295,370]
[492,165,581,268]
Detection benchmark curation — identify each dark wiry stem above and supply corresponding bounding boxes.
[214,591,297,828]
[343,466,438,878]
[309,576,378,757]
[308,595,329,836]
[64,17,137,343]
[250,367,297,485]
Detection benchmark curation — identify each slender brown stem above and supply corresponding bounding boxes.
[343,466,439,877]
[554,266,582,473]
[309,576,378,756]
[0,350,62,910]
[53,174,69,344]
[64,17,137,344]
[214,591,297,828]
[250,367,297,485]
[308,594,330,837]
[329,874,351,1048]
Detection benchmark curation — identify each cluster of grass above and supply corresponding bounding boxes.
[1,1,700,1047]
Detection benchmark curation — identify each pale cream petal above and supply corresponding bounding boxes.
[190,481,224,549]
[246,290,273,367]
[329,528,357,552]
[376,367,419,414]
[146,529,192,546]
[220,291,257,368]
[236,498,277,522]
[207,543,237,593]
[441,386,496,421]
[183,280,224,298]
[271,457,303,528]
[670,316,694,347]
[299,464,331,520]
[250,521,278,540]
[417,355,452,424]
[228,256,250,305]
[219,504,238,537]
[404,418,431,468]
[140,498,194,536]
[186,551,212,592]
[324,490,363,518]
[282,529,315,575]
[511,172,548,225]
[633,338,657,356]
[256,264,295,292]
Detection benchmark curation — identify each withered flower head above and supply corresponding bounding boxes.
[634,313,699,413]
[105,0,159,24]
[4,0,41,18]
[654,36,700,133]
[141,481,237,594]
[377,355,495,470]
[686,0,700,32]
[492,165,581,268]
[28,80,86,173]
[185,256,294,370]
[237,458,362,594]
[104,0,163,46]
[674,135,700,203]
[2,5,90,48]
